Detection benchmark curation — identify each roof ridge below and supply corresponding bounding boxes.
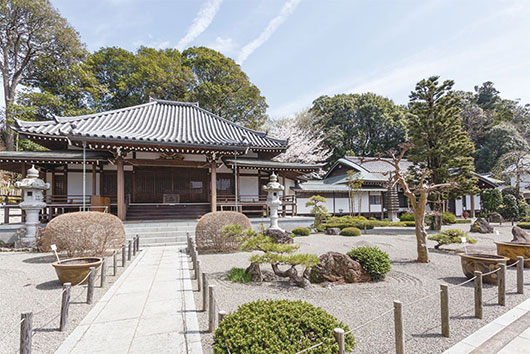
[55,101,157,122]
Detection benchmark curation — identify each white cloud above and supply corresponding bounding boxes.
[237,0,302,64]
[176,0,223,50]
[209,37,237,54]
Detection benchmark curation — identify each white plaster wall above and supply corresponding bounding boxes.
[240,176,259,200]
[297,192,382,215]
[456,199,463,216]
[297,197,334,215]
[284,178,296,195]
[67,172,91,200]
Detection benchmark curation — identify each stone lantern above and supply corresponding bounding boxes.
[263,173,284,231]
[15,165,50,247]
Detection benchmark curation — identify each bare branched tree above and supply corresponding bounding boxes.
[363,143,457,263]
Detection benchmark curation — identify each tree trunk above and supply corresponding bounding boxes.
[245,262,262,282]
[271,263,308,288]
[2,90,15,151]
[414,207,430,263]
[431,197,443,231]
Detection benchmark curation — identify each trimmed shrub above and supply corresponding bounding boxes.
[454,219,472,224]
[292,227,311,236]
[442,212,457,225]
[518,222,530,230]
[340,227,361,236]
[227,268,252,283]
[428,229,476,249]
[323,216,374,230]
[402,221,416,227]
[40,211,125,257]
[213,299,355,354]
[347,246,391,281]
[399,212,415,221]
[196,211,251,253]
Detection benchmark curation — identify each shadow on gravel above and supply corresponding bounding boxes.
[365,228,418,236]
[36,279,61,290]
[439,276,472,287]
[22,254,56,264]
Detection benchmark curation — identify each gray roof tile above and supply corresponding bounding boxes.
[15,99,287,151]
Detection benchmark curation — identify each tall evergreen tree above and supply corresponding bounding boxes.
[408,76,477,230]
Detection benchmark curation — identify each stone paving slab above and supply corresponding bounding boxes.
[444,297,530,354]
[55,246,202,354]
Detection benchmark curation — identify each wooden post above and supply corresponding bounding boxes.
[498,263,506,306]
[470,195,475,218]
[60,282,71,331]
[208,285,216,332]
[202,272,208,312]
[117,157,125,220]
[517,256,524,294]
[113,251,117,276]
[440,284,449,338]
[136,235,140,251]
[394,301,404,354]
[20,312,32,354]
[211,160,217,212]
[92,164,97,196]
[4,204,9,224]
[87,267,95,304]
[128,240,132,261]
[474,271,483,319]
[132,236,137,256]
[100,258,106,288]
[121,245,126,267]
[334,328,345,354]
[187,232,191,254]
[196,260,201,292]
[218,310,227,324]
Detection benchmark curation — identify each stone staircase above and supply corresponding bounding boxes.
[123,220,197,247]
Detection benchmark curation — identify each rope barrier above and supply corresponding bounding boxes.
[482,267,501,276]
[0,318,25,347]
[507,259,520,268]
[344,308,394,335]
[295,341,324,354]
[402,289,442,307]
[448,276,476,289]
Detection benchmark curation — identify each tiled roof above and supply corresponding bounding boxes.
[14,99,287,151]
[222,157,323,171]
[344,156,413,175]
[0,150,112,163]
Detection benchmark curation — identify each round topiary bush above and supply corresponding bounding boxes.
[292,227,311,236]
[399,212,415,222]
[442,212,457,225]
[40,211,125,257]
[196,211,251,253]
[347,246,391,281]
[340,227,361,236]
[214,299,355,354]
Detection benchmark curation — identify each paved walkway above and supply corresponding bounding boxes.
[55,246,202,354]
[444,297,530,353]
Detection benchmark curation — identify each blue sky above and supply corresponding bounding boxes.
[46,0,530,119]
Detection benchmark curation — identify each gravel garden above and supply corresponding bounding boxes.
[194,219,530,354]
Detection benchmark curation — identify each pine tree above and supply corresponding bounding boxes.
[408,77,477,230]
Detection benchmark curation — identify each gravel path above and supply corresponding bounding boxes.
[193,223,530,354]
[0,250,132,354]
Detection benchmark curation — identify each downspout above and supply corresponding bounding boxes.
[83,141,86,211]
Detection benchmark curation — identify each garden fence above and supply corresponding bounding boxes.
[0,236,141,354]
[185,232,530,354]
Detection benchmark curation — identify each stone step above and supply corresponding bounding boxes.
[140,242,186,248]
[126,232,190,239]
[125,227,195,234]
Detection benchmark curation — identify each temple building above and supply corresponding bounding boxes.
[0,99,322,221]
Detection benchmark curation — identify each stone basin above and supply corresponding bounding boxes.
[52,257,102,285]
[459,253,509,285]
[495,241,530,267]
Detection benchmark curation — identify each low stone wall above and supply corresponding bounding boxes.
[250,216,314,232]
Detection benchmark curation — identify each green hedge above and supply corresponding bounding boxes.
[323,216,374,230]
[347,246,391,281]
[214,300,355,353]
[402,221,416,227]
[454,219,472,224]
[442,212,457,224]
[340,227,361,236]
[518,222,530,230]
[399,212,415,221]
[292,227,311,236]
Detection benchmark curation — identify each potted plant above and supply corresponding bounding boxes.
[459,253,509,284]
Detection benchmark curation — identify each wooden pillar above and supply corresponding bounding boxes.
[380,191,385,220]
[117,157,125,220]
[92,164,97,196]
[21,163,27,177]
[211,160,217,212]
[470,195,475,218]
[236,167,241,212]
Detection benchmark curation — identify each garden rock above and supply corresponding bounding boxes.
[511,226,530,244]
[245,262,263,282]
[325,228,341,235]
[309,252,371,284]
[470,218,494,233]
[488,212,504,224]
[263,229,293,244]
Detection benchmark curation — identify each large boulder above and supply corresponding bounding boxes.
[470,217,494,233]
[309,252,371,284]
[196,211,251,253]
[40,212,125,257]
[488,212,504,224]
[263,229,293,244]
[511,226,530,244]
[325,228,341,235]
